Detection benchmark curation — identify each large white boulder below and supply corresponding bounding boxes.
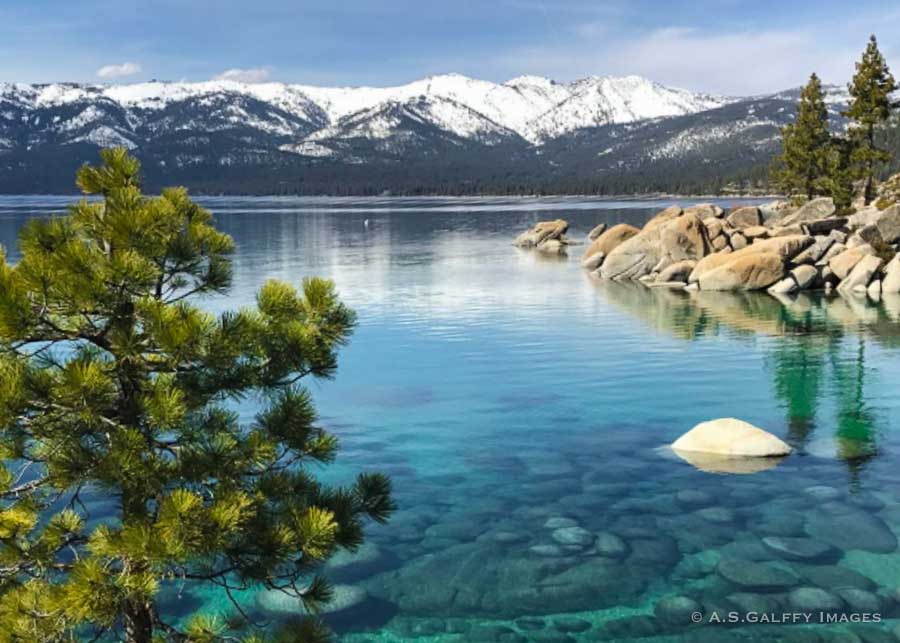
[582,223,640,260]
[837,255,883,293]
[600,206,683,280]
[697,253,785,291]
[672,418,792,458]
[882,255,900,293]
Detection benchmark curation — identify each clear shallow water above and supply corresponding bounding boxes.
[4,196,900,642]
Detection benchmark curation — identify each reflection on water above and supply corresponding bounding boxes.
[594,280,894,482]
[670,448,788,475]
[3,197,900,641]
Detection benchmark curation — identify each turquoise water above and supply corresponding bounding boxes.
[3,196,900,642]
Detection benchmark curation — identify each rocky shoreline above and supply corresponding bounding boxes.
[515,197,900,298]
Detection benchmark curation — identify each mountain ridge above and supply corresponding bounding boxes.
[0,74,859,195]
[0,73,734,145]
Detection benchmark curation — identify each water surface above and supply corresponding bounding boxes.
[3,196,900,642]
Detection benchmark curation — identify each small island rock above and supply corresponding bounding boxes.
[515,219,569,249]
[672,418,792,457]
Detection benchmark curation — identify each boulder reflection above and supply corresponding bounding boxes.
[590,278,890,481]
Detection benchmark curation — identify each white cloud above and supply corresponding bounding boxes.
[96,62,142,79]
[488,14,900,95]
[607,27,859,95]
[213,67,272,83]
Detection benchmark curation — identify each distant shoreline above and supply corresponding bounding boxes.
[0,191,780,201]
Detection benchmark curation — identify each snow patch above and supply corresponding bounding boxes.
[280,141,335,157]
[68,126,136,149]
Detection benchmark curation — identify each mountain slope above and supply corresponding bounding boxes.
[0,75,847,195]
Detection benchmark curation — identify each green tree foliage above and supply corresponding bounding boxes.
[0,149,393,642]
[821,135,856,213]
[771,73,832,200]
[844,34,898,204]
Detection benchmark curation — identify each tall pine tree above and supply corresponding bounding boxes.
[0,149,393,643]
[771,73,832,200]
[845,34,898,204]
[822,135,856,212]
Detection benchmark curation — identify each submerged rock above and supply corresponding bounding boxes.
[726,592,781,615]
[490,531,530,544]
[804,485,840,501]
[516,617,546,631]
[551,526,594,547]
[675,489,715,507]
[696,507,736,525]
[365,540,650,618]
[257,584,368,615]
[593,531,628,558]
[553,617,591,633]
[717,557,798,590]
[654,595,703,626]
[787,586,844,612]
[672,418,792,458]
[796,564,876,591]
[804,504,898,554]
[529,544,569,557]
[762,536,836,561]
[543,516,579,529]
[599,615,661,639]
[836,588,883,613]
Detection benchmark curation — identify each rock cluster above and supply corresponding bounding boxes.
[514,219,571,254]
[582,198,900,299]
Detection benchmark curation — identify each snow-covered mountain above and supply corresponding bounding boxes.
[0,74,855,195]
[0,73,731,150]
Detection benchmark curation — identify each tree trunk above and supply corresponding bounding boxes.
[864,125,875,205]
[123,600,153,643]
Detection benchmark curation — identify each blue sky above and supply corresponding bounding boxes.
[2,0,899,94]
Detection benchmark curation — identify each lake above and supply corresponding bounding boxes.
[3,195,900,642]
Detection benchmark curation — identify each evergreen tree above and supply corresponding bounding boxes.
[0,149,393,643]
[844,34,898,204]
[771,73,832,200]
[823,135,856,212]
